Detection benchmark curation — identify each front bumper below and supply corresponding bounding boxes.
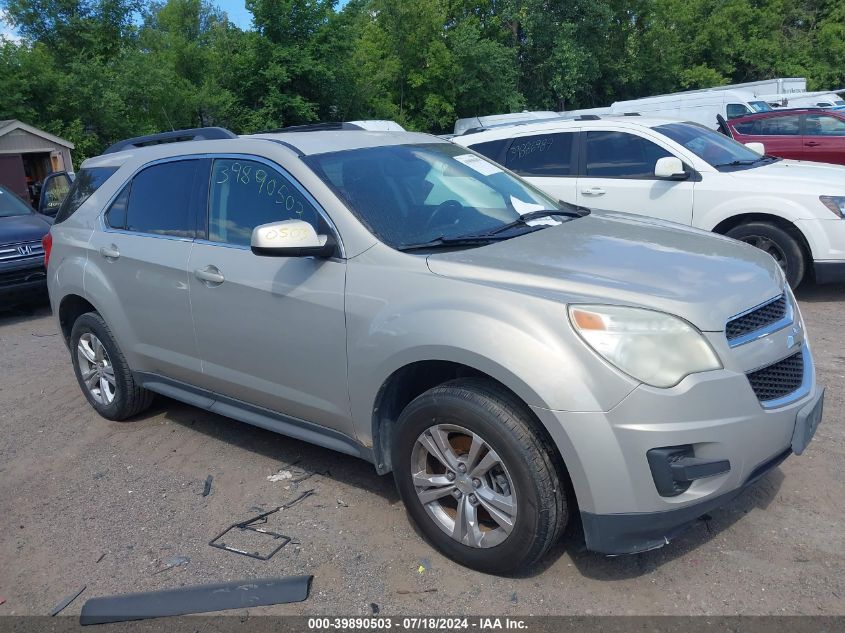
[814,260,845,284]
[0,259,47,300]
[531,323,821,555]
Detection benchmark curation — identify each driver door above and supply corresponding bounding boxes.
[187,157,352,436]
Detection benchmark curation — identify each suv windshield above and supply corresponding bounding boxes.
[655,122,774,170]
[306,143,576,250]
[0,185,33,217]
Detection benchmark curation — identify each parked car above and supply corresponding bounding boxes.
[0,183,51,304]
[45,126,823,573]
[727,108,845,165]
[455,115,845,288]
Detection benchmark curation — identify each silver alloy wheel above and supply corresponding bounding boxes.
[76,332,117,405]
[412,423,518,548]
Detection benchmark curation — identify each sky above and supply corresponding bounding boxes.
[215,0,253,29]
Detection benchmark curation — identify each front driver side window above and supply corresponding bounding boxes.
[208,158,322,246]
[584,131,672,179]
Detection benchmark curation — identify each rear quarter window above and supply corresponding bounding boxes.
[53,167,119,224]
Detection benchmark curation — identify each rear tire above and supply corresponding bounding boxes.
[725,221,807,288]
[391,378,567,574]
[70,312,154,421]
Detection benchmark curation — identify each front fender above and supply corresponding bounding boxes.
[345,251,639,447]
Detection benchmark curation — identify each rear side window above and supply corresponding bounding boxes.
[736,115,801,136]
[53,167,118,224]
[504,133,575,177]
[125,160,199,238]
[104,186,130,229]
[584,131,671,178]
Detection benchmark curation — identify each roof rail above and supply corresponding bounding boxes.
[103,127,237,154]
[622,112,641,116]
[574,114,601,120]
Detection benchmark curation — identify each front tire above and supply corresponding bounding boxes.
[725,221,807,288]
[391,379,567,574]
[70,312,154,421]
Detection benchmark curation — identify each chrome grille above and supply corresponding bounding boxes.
[0,241,44,263]
[726,295,787,344]
[746,351,804,403]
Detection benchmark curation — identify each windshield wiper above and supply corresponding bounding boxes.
[460,209,587,239]
[714,155,778,168]
[396,235,510,252]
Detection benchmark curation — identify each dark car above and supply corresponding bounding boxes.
[727,108,845,165]
[0,184,52,304]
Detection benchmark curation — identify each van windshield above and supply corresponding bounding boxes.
[655,122,776,170]
[306,143,582,250]
[749,101,773,112]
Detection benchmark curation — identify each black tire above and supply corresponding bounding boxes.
[70,312,154,421]
[725,221,807,288]
[391,378,567,574]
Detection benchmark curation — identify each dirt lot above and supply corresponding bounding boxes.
[1,285,843,618]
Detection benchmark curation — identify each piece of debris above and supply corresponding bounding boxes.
[336,499,348,507]
[79,576,313,625]
[267,470,294,482]
[202,475,213,497]
[50,585,87,616]
[370,602,380,615]
[153,555,190,575]
[396,589,438,595]
[95,553,106,564]
[0,597,6,606]
[208,490,314,560]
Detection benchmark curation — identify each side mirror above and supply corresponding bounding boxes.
[745,142,765,155]
[250,219,335,258]
[654,156,689,180]
[38,171,72,216]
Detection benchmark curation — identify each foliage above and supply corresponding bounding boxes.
[0,0,843,165]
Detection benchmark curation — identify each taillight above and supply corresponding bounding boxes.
[42,232,52,269]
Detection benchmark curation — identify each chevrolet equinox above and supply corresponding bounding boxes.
[44,125,825,573]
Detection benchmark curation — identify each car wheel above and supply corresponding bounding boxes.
[70,312,154,421]
[726,221,807,288]
[391,378,567,574]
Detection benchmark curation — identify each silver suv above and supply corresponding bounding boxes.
[45,126,824,573]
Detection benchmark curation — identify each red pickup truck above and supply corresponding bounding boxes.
[727,108,845,165]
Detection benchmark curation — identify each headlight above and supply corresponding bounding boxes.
[819,196,845,218]
[568,305,722,388]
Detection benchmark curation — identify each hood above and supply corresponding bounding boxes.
[731,160,845,193]
[0,212,51,246]
[426,212,783,332]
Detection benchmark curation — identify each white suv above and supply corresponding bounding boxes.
[453,116,845,287]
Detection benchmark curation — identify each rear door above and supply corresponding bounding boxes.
[801,113,845,165]
[731,114,804,159]
[575,128,694,225]
[500,130,579,204]
[187,156,351,435]
[88,158,203,383]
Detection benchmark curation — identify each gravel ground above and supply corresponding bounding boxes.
[0,285,843,617]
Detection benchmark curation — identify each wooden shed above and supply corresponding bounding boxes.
[0,120,74,206]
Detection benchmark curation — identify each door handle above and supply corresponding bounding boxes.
[99,245,120,260]
[194,265,225,286]
[581,187,606,196]
[804,141,821,147]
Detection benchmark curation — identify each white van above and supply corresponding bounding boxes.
[765,91,845,111]
[602,90,773,129]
